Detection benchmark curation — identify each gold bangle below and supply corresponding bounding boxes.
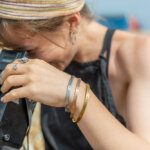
[70,78,81,119]
[72,84,90,123]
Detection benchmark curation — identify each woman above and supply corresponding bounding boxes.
[0,0,150,149]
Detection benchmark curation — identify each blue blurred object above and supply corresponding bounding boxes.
[98,15,129,30]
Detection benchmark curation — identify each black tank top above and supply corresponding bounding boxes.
[41,29,125,150]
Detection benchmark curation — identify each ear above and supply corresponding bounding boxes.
[67,12,81,31]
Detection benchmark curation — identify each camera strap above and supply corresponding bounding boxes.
[26,100,34,128]
[25,100,36,150]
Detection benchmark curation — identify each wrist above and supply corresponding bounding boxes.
[64,76,90,123]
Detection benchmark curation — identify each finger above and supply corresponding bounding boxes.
[1,63,27,83]
[13,58,30,64]
[1,86,29,103]
[1,75,28,93]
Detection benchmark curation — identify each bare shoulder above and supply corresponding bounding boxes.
[113,30,150,79]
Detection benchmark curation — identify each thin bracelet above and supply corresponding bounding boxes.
[72,84,90,123]
[70,78,81,119]
[65,75,75,112]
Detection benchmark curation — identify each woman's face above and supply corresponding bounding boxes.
[1,26,79,70]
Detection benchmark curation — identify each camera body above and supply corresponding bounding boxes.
[0,49,35,148]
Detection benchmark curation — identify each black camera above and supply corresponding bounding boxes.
[0,49,35,149]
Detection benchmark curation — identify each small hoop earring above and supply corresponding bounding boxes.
[70,31,77,45]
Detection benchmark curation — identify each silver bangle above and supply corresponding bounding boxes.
[65,76,75,112]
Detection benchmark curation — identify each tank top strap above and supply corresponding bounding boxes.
[100,29,116,77]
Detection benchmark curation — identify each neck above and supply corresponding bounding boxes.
[74,20,107,63]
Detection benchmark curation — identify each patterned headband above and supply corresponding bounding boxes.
[0,0,85,20]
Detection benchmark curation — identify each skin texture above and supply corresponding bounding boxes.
[1,13,150,149]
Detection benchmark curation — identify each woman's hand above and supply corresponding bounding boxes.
[0,59,71,107]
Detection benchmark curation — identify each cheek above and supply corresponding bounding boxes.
[29,47,74,69]
[47,51,74,70]
[29,52,52,62]
[27,50,48,61]
[43,49,72,63]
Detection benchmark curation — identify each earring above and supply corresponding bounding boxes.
[70,30,77,45]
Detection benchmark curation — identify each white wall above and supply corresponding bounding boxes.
[87,0,150,29]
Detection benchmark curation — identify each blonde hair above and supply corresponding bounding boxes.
[0,4,93,48]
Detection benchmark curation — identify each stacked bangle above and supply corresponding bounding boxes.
[65,75,75,112]
[65,76,90,123]
[70,78,81,119]
[72,84,90,123]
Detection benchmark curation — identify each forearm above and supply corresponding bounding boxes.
[75,82,150,150]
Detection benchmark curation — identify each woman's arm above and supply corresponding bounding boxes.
[74,81,150,150]
[1,58,150,150]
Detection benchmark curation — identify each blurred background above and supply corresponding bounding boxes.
[87,0,149,32]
